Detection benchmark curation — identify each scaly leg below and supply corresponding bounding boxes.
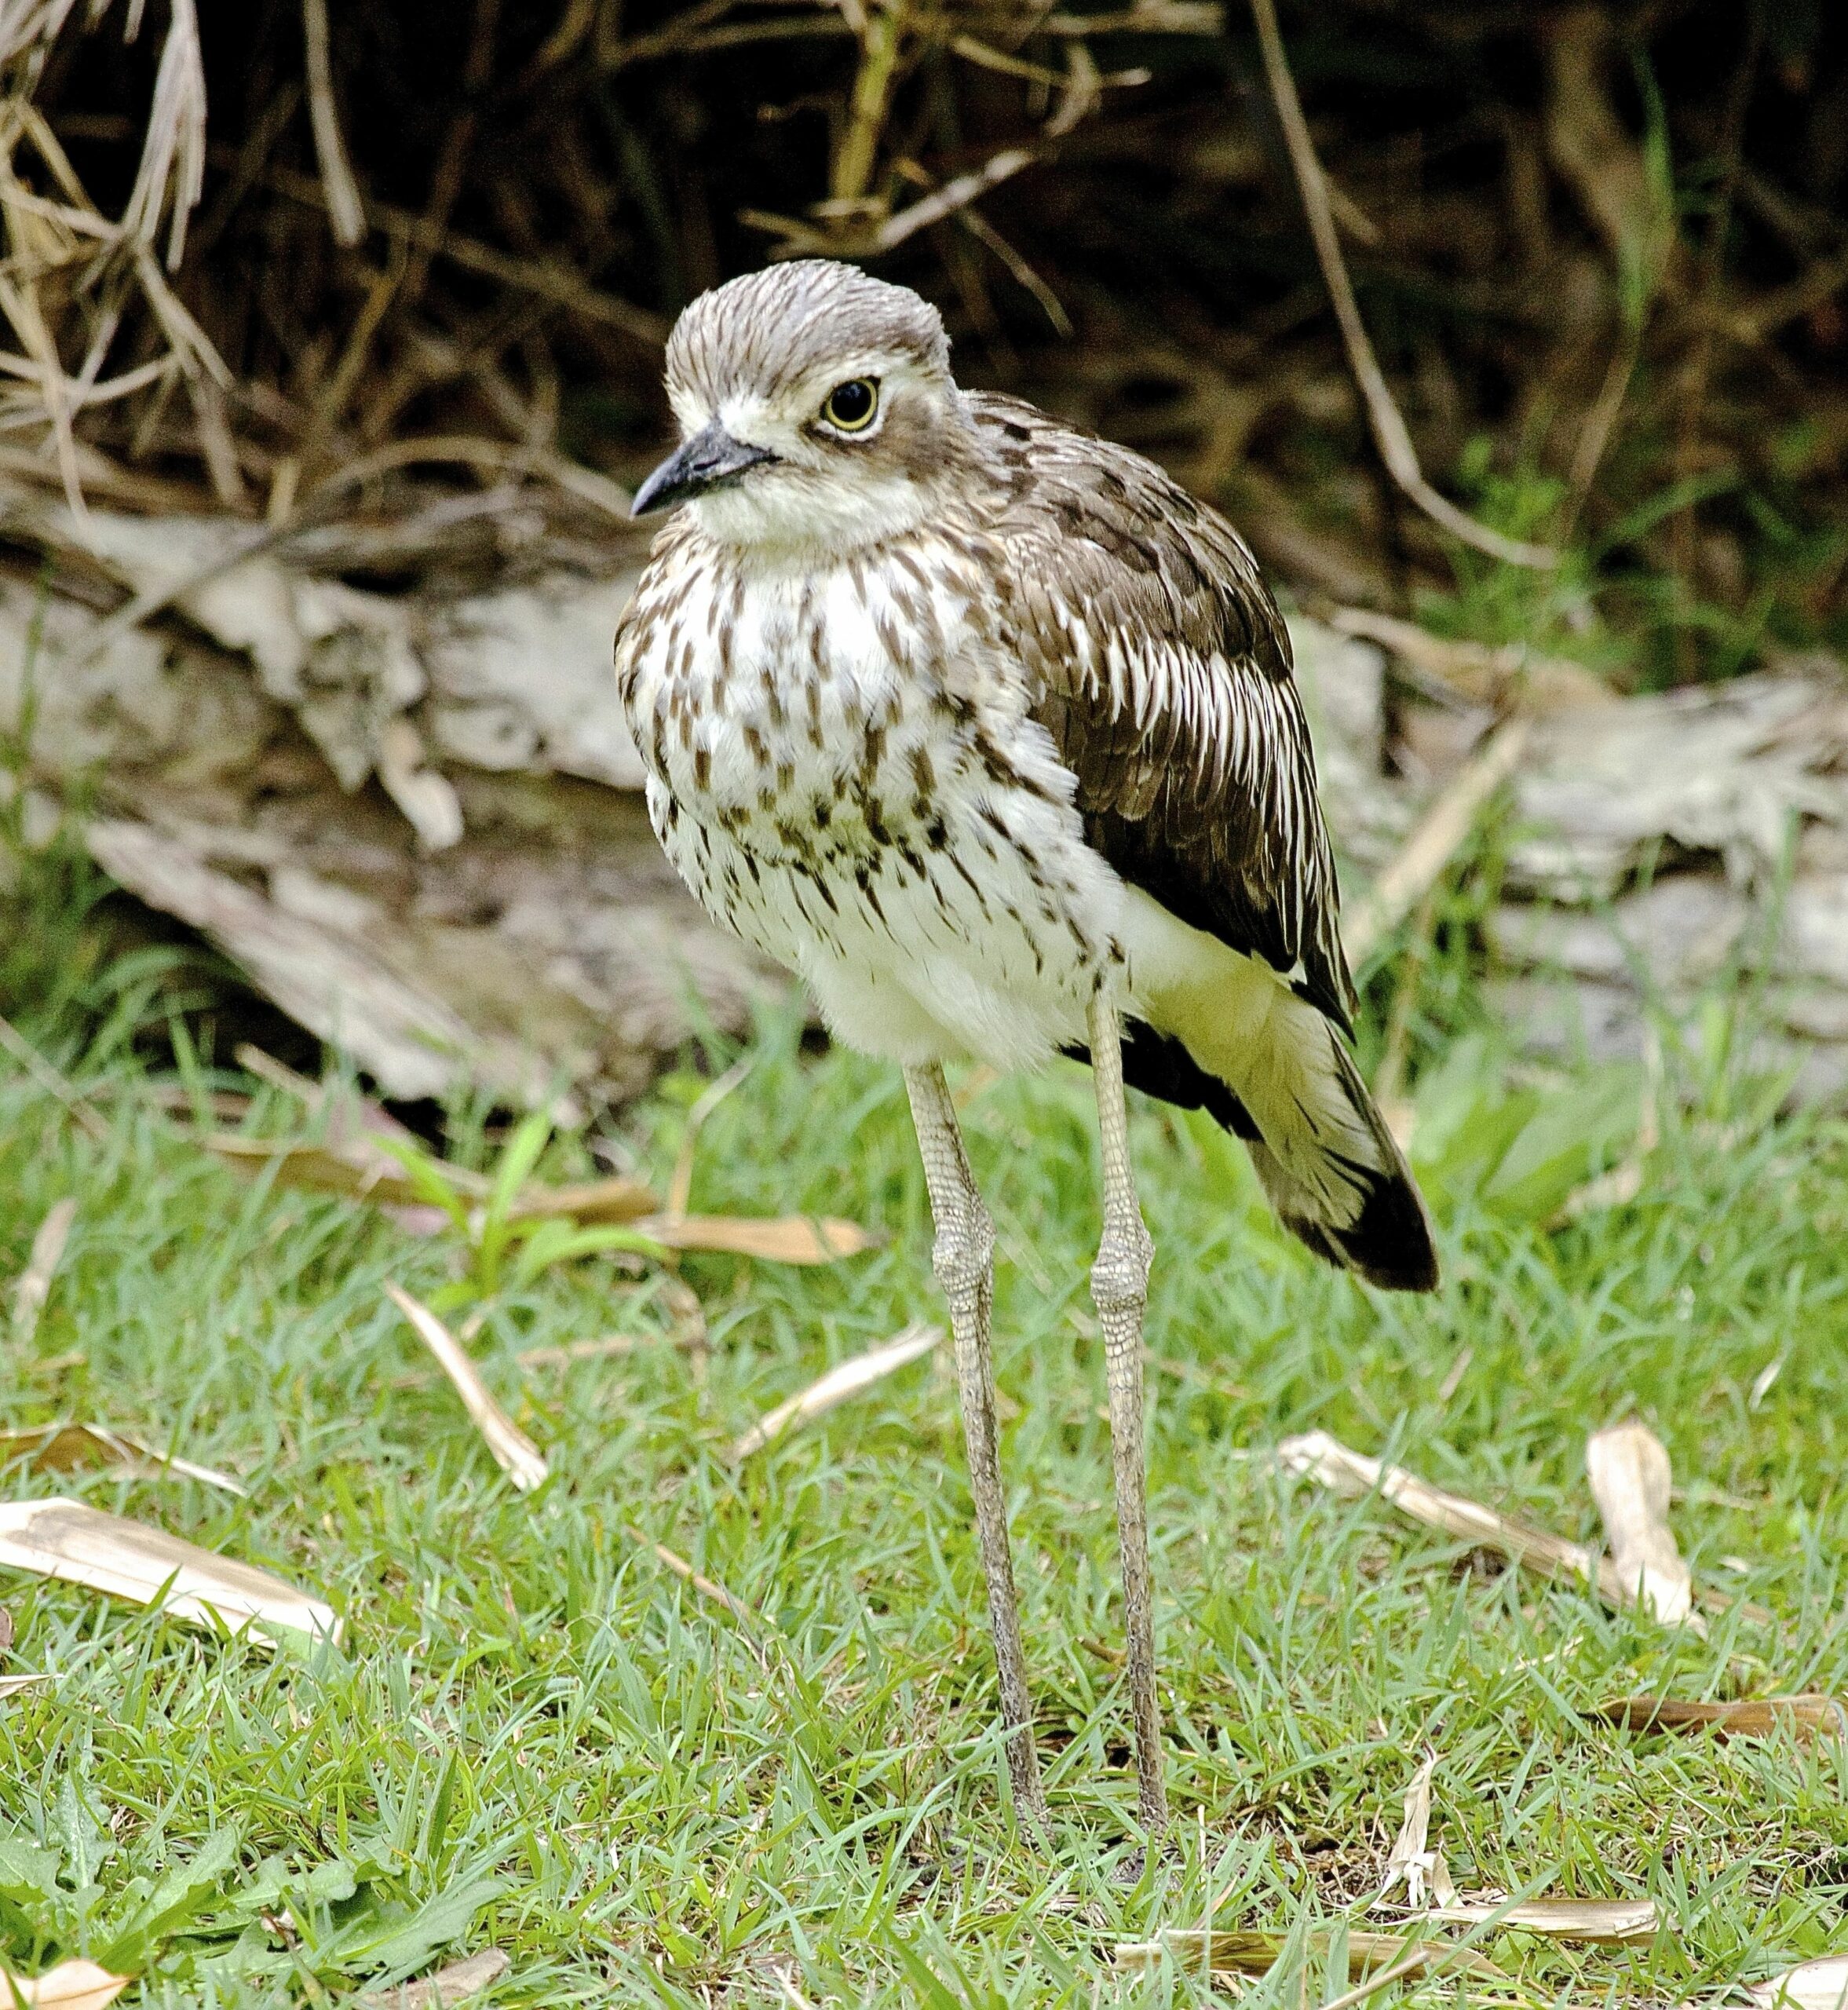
[904,1062,1048,1829]
[1086,993,1169,1836]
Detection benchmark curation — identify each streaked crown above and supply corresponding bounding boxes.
[665,260,951,414]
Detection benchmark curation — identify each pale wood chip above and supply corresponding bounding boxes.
[358,1948,510,2009]
[11,1198,77,1343]
[1586,1420,1693,1624]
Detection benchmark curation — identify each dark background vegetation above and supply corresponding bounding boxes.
[20,0,1847,686]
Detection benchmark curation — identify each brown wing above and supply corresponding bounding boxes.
[975,392,1354,1032]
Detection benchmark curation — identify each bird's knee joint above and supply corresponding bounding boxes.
[933,1208,994,1299]
[1091,1214,1153,1314]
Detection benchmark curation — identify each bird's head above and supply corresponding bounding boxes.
[634,261,973,553]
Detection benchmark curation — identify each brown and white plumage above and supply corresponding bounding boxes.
[615,259,1437,1834]
[977,393,1432,1289]
[615,263,1434,1293]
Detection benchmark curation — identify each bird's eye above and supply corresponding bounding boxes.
[820,378,879,432]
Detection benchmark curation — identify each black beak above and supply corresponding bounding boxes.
[631,420,776,517]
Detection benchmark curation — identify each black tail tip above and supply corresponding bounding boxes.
[1284,1168,1440,1293]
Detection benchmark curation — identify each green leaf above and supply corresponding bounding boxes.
[99,1825,242,1968]
[52,1781,113,1892]
[484,1112,553,1234]
[422,1750,462,1869]
[1483,1069,1638,1223]
[310,1874,506,1985]
[506,1219,667,1292]
[0,1836,64,1909]
[374,1135,472,1227]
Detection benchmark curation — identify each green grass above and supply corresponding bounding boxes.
[3,957,1848,2004]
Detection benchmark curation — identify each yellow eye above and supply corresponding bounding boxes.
[820,378,879,432]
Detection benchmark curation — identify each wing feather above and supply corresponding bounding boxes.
[974,392,1354,1030]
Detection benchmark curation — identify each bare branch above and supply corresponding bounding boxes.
[1246,0,1557,571]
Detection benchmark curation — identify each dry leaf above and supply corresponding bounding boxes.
[635,1211,876,1263]
[1586,1420,1693,1624]
[665,1052,757,1217]
[1429,1898,1658,1944]
[0,1672,50,1699]
[358,1947,510,2008]
[1328,605,1613,716]
[0,1602,12,1654]
[1591,1695,1847,1741]
[234,1043,421,1153]
[206,1132,458,1209]
[1114,1928,1503,1979]
[517,1334,643,1369]
[0,1499,338,1643]
[729,1323,942,1463]
[207,1126,651,1224]
[0,1423,246,1496]
[204,1133,864,1263]
[11,1197,77,1343]
[504,1176,655,1224]
[1377,1754,1437,1909]
[1749,1957,1848,2010]
[1344,718,1531,964]
[0,1958,132,2008]
[385,1285,548,1493]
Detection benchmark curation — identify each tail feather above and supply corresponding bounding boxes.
[1118,981,1437,1294]
[1242,1037,1437,1292]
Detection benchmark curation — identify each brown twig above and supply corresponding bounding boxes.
[1343,718,1531,966]
[254,159,667,347]
[300,0,365,247]
[623,1523,770,1666]
[1667,0,1762,672]
[1245,0,1556,572]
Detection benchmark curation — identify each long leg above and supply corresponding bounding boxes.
[1086,993,1169,1836]
[904,1063,1049,1828]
